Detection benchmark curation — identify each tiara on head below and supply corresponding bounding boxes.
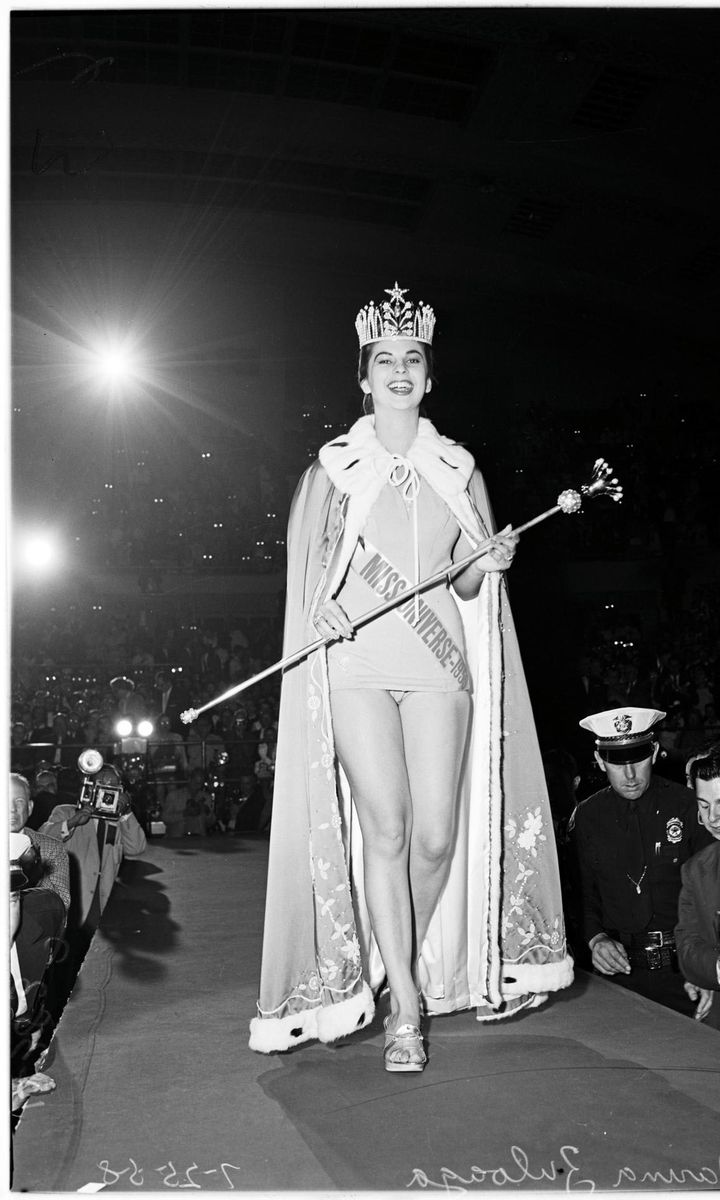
[355,282,436,348]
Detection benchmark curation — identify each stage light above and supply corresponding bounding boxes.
[15,528,62,577]
[92,339,138,385]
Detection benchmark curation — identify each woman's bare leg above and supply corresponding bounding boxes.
[330,688,420,1031]
[400,691,472,961]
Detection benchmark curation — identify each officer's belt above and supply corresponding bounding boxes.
[618,928,677,971]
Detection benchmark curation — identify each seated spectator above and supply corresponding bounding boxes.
[161,778,191,837]
[703,703,720,742]
[10,722,34,775]
[152,670,191,733]
[184,769,214,836]
[27,706,54,746]
[185,714,225,775]
[123,758,154,835]
[79,712,101,748]
[25,766,60,830]
[691,665,714,715]
[658,656,692,716]
[542,748,580,838]
[254,739,275,797]
[200,779,220,834]
[9,773,70,1089]
[147,713,188,782]
[677,709,709,757]
[46,712,78,769]
[675,745,720,1031]
[94,714,117,759]
[215,705,238,744]
[108,675,143,723]
[234,773,271,834]
[223,707,258,780]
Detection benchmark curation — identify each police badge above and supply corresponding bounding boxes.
[666,817,683,845]
[613,713,633,734]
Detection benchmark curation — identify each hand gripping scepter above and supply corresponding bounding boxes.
[181,458,622,725]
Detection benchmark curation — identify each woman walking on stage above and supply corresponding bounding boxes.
[249,282,572,1069]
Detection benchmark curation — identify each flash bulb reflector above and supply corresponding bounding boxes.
[78,748,104,774]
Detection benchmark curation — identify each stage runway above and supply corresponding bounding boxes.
[12,836,720,1193]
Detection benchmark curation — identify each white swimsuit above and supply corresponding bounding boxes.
[327,477,470,693]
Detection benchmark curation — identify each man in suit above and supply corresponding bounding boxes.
[152,670,191,733]
[27,711,79,770]
[39,762,147,1022]
[675,745,720,1030]
[41,763,147,935]
[25,766,61,830]
[571,707,712,1017]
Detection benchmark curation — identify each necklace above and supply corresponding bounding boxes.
[626,866,647,895]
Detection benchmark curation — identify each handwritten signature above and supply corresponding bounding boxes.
[406,1146,720,1192]
[94,1160,242,1189]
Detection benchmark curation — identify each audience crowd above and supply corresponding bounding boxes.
[24,389,719,591]
[497,392,719,562]
[10,605,284,828]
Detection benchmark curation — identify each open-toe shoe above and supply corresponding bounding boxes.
[383,1015,427,1073]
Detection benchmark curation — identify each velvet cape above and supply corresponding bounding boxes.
[249,418,573,1052]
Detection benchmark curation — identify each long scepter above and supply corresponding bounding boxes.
[181,458,622,724]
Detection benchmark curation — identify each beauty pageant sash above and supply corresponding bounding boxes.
[355,540,469,689]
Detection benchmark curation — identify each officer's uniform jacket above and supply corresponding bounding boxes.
[573,774,712,944]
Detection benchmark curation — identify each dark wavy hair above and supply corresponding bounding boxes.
[687,743,720,786]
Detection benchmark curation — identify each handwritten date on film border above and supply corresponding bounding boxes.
[95,1160,242,1189]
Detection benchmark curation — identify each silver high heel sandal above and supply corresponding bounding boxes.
[383,1015,427,1073]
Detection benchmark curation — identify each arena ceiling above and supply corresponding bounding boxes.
[10,3,720,495]
[12,6,720,339]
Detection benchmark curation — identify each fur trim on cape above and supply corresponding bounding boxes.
[249,983,375,1054]
[498,954,575,996]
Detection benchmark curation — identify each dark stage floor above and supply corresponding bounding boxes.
[11,835,720,1194]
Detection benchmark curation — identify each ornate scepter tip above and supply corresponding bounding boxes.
[552,459,622,520]
[582,458,623,503]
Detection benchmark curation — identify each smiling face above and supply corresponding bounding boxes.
[595,745,658,801]
[360,339,431,413]
[696,777,720,839]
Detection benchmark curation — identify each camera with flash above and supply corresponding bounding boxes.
[77,749,130,821]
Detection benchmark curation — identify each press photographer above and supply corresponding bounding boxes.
[40,750,147,938]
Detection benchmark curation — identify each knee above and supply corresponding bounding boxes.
[413,828,453,867]
[363,815,411,860]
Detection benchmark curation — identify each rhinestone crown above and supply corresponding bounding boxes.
[355,282,435,348]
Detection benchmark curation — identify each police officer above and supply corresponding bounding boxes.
[572,707,712,1017]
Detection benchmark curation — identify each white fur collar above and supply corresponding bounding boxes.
[318,416,480,601]
[319,415,474,500]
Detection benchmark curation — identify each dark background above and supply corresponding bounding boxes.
[11,5,720,751]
